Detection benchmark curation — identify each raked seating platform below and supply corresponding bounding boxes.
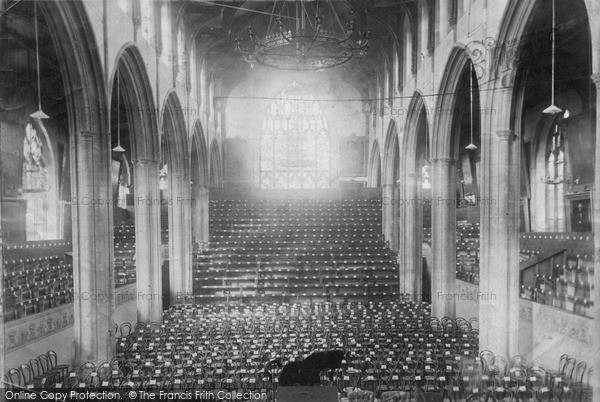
[193,198,400,301]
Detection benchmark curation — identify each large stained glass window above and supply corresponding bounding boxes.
[22,120,59,240]
[260,83,331,189]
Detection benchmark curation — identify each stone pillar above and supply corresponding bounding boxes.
[192,184,209,248]
[590,73,600,396]
[382,184,394,247]
[202,187,209,247]
[400,172,422,299]
[133,159,162,323]
[169,173,192,302]
[479,129,519,358]
[431,157,456,318]
[391,184,400,252]
[181,175,192,297]
[73,132,114,364]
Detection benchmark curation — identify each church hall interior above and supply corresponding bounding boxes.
[1,0,600,400]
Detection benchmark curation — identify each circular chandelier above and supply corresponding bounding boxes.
[234,0,370,70]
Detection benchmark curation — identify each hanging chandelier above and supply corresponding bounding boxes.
[234,0,370,70]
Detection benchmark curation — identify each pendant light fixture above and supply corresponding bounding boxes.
[30,1,49,120]
[466,62,477,150]
[113,69,126,152]
[543,0,562,115]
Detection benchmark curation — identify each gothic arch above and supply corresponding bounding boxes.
[111,44,162,323]
[191,121,209,187]
[382,119,400,186]
[368,140,382,188]
[432,46,471,159]
[382,120,400,251]
[112,45,159,163]
[403,91,430,171]
[209,139,222,188]
[478,0,596,362]
[398,91,431,300]
[7,0,114,365]
[160,90,192,302]
[161,91,189,175]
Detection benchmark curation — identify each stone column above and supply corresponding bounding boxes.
[590,73,600,395]
[382,184,394,246]
[181,175,192,297]
[479,129,519,358]
[400,172,422,299]
[202,187,210,247]
[133,159,162,323]
[73,132,114,364]
[431,157,456,318]
[192,184,209,248]
[169,173,192,303]
[391,184,400,252]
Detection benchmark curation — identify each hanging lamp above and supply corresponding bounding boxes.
[543,0,562,115]
[30,1,49,120]
[466,62,477,150]
[113,69,126,152]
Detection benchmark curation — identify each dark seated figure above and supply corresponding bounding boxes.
[270,350,345,386]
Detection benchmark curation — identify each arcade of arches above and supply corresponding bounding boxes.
[1,0,600,398]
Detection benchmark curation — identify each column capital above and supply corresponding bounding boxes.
[433,157,456,165]
[496,129,515,141]
[79,131,95,141]
[591,73,600,89]
[134,158,161,166]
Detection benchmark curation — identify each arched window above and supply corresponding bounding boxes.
[402,14,413,86]
[260,83,331,189]
[545,121,565,231]
[22,120,59,240]
[422,164,431,190]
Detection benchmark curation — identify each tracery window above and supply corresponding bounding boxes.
[545,122,566,231]
[421,164,431,190]
[260,83,330,189]
[22,120,59,240]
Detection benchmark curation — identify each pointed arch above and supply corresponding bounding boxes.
[8,0,114,365]
[368,140,382,188]
[401,13,414,86]
[432,46,471,159]
[398,91,431,301]
[209,139,222,188]
[161,90,189,175]
[383,119,400,185]
[110,44,162,323]
[191,121,209,187]
[160,90,192,303]
[403,91,430,172]
[112,45,159,163]
[382,120,400,251]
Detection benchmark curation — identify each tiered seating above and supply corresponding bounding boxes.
[5,302,591,401]
[520,252,594,317]
[519,233,594,317]
[425,223,595,317]
[114,224,136,288]
[455,223,480,284]
[194,199,399,301]
[3,241,73,322]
